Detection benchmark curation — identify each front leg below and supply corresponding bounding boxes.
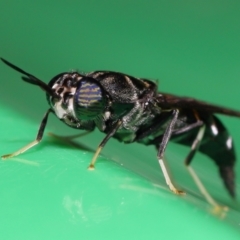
[2,109,52,159]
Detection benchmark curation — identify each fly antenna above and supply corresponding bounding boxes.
[1,58,59,98]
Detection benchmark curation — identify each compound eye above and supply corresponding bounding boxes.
[74,77,106,120]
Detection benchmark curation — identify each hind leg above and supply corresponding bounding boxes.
[197,116,236,198]
[184,125,228,213]
[181,125,219,206]
[172,114,236,198]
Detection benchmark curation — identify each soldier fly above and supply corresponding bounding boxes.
[1,58,240,203]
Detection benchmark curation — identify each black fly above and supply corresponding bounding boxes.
[1,58,240,203]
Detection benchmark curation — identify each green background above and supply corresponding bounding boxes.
[0,1,240,239]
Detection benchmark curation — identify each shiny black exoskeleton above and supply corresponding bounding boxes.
[1,58,240,199]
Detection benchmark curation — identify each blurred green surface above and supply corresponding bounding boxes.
[1,0,240,239]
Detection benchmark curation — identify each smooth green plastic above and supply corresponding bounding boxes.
[0,1,240,239]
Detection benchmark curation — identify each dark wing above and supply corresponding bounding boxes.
[157,92,240,118]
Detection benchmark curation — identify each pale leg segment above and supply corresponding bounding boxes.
[2,109,52,159]
[159,158,185,195]
[88,120,122,169]
[157,109,184,194]
[184,125,228,213]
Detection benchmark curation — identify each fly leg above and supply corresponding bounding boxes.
[88,120,122,169]
[157,109,185,195]
[183,125,215,201]
[48,131,94,153]
[184,125,228,214]
[173,116,222,205]
[184,125,206,165]
[48,131,92,140]
[2,109,52,159]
